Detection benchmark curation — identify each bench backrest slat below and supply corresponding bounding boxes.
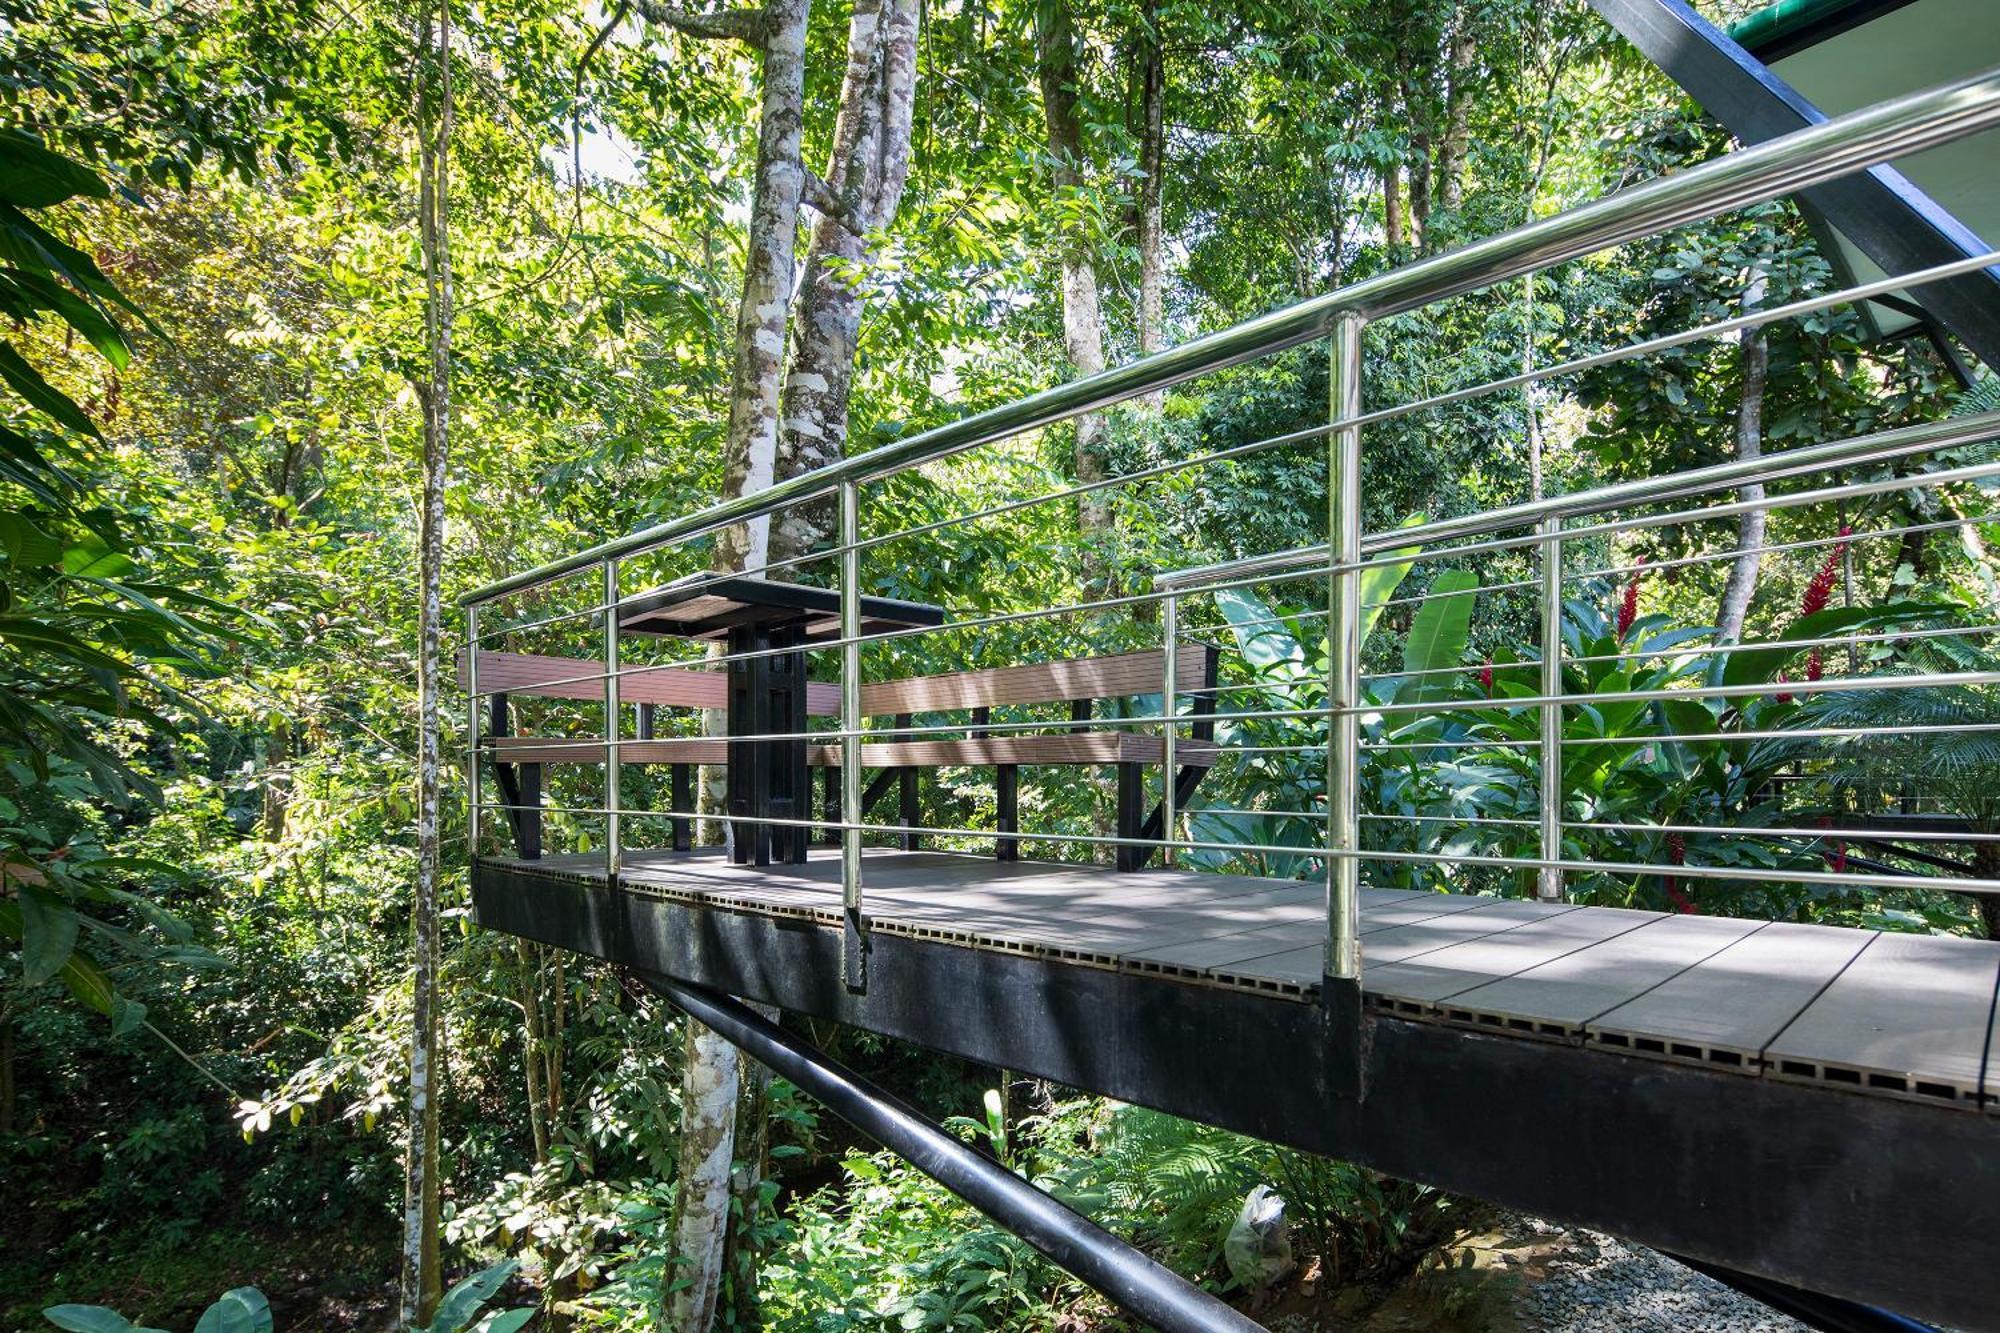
[858,645,1215,716]
[460,651,841,715]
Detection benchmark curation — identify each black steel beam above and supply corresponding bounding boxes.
[641,974,1266,1333]
[1588,0,2000,368]
[472,860,2000,1330]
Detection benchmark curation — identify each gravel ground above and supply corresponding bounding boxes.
[1515,1222,1809,1333]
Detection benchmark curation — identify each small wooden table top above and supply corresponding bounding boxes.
[619,574,945,643]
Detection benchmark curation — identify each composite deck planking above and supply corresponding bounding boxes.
[485,846,2000,1108]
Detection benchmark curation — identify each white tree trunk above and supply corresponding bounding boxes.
[401,0,451,1323]
[659,4,812,1327]
[1135,0,1164,389]
[667,1020,741,1330]
[711,0,812,574]
[1037,0,1112,593]
[1717,270,1769,645]
[769,0,920,565]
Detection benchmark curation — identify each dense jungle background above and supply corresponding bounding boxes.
[1,0,1995,1328]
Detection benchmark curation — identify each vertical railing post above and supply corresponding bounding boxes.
[1538,516,1564,901]
[466,603,480,858]
[840,479,866,991]
[604,558,621,882]
[1161,593,1178,868]
[1325,313,1365,986]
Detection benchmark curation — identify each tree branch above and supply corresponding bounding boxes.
[632,0,770,44]
[800,168,861,235]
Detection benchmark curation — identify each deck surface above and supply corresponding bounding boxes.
[492,847,2000,1110]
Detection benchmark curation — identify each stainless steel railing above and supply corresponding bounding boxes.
[460,65,2000,995]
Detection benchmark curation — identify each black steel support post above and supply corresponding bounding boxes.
[671,764,693,853]
[1115,762,1145,872]
[895,713,919,851]
[641,974,1268,1333]
[726,622,811,866]
[1587,0,2000,369]
[487,692,542,859]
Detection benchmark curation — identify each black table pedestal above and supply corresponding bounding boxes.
[726,622,810,866]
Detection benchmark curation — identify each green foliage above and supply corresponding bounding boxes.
[43,1260,528,1333]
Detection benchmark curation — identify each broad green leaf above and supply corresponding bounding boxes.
[1401,570,1479,703]
[0,905,118,1017]
[467,1312,535,1333]
[110,994,147,1037]
[193,1288,271,1333]
[1719,604,1947,687]
[1213,587,1303,678]
[18,883,78,986]
[425,1259,520,1333]
[61,536,138,579]
[0,510,64,565]
[0,131,111,207]
[0,342,98,436]
[1359,516,1426,649]
[43,1306,158,1333]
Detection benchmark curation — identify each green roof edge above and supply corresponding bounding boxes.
[1726,0,1867,53]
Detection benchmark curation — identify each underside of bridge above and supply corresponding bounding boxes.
[474,851,2000,1331]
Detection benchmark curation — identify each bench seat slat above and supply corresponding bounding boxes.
[489,734,1219,768]
[858,645,1212,715]
[460,651,840,715]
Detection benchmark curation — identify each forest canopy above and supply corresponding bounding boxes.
[0,0,1994,1328]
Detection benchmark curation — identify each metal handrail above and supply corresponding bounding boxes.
[462,65,2000,608]
[1158,408,2000,590]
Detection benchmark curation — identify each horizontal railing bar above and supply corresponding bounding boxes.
[1342,847,2000,894]
[467,451,1997,686]
[1351,669,2000,719]
[1361,721,2000,751]
[1361,622,2000,687]
[1160,407,2000,589]
[639,450,2000,673]
[469,802,1999,893]
[822,250,2000,567]
[467,68,2000,609]
[473,802,1999,848]
[1567,512,1997,587]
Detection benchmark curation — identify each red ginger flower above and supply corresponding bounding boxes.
[1480,661,1494,695]
[1664,831,1697,913]
[1801,527,1853,684]
[1815,813,1847,874]
[1617,558,1646,640]
[1773,670,1793,706]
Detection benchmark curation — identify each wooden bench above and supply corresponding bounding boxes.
[463,645,1219,870]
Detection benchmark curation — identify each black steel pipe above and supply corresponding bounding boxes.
[641,973,1267,1333]
[1669,1253,1936,1333]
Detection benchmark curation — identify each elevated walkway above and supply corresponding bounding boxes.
[475,848,2000,1328]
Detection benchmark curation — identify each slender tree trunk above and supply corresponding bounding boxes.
[0,1013,14,1137]
[400,1,452,1322]
[1437,6,1475,212]
[667,1020,741,1329]
[1384,165,1404,253]
[517,942,550,1165]
[544,949,566,1128]
[1407,139,1431,250]
[711,0,812,573]
[1136,0,1165,377]
[1717,271,1769,645]
[1037,0,1113,596]
[263,719,290,842]
[1975,840,2000,941]
[769,0,921,565]
[663,5,811,1325]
